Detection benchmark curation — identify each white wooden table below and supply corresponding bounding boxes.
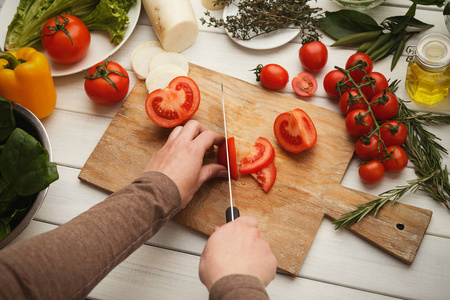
[1,0,450,299]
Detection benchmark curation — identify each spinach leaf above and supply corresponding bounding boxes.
[0,176,19,214]
[0,97,15,143]
[0,128,59,196]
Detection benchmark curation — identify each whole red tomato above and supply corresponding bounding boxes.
[345,109,374,137]
[346,53,373,83]
[85,59,130,105]
[258,64,289,90]
[361,72,389,100]
[323,69,349,98]
[355,135,381,160]
[382,146,408,173]
[339,89,368,115]
[292,72,317,97]
[299,41,328,72]
[380,120,407,147]
[359,160,385,184]
[41,14,90,64]
[370,92,399,120]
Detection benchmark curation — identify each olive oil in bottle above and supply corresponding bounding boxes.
[405,33,450,105]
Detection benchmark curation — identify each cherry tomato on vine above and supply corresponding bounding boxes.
[345,53,373,83]
[239,137,275,175]
[339,89,368,115]
[355,135,381,160]
[361,72,389,100]
[256,64,289,90]
[273,109,317,153]
[380,120,407,147]
[217,137,239,180]
[41,14,90,64]
[382,146,408,173]
[145,76,200,128]
[292,72,317,97]
[370,92,399,120]
[84,59,130,105]
[359,160,385,184]
[345,109,374,137]
[323,69,349,98]
[299,41,328,72]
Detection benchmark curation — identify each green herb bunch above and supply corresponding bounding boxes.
[331,62,450,229]
[200,0,322,44]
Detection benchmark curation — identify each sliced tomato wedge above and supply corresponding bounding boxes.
[273,109,317,153]
[239,137,275,175]
[251,162,276,193]
[145,76,200,128]
[217,137,238,180]
[291,72,317,97]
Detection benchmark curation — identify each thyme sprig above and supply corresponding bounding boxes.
[332,66,450,229]
[200,0,322,44]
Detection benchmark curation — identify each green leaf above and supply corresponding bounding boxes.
[0,128,58,196]
[0,219,11,241]
[0,97,15,143]
[410,0,445,7]
[0,176,19,214]
[385,16,434,29]
[445,2,450,14]
[331,30,382,47]
[318,10,382,40]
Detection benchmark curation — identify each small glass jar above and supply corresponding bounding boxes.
[405,33,450,105]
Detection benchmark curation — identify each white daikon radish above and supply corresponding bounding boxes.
[149,52,189,75]
[145,66,187,93]
[130,40,163,62]
[132,46,165,80]
[201,0,226,10]
[142,0,198,53]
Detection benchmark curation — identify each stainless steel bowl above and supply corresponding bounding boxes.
[0,103,52,249]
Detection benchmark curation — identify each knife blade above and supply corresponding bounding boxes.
[221,82,240,223]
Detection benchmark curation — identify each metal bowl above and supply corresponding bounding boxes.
[0,103,52,249]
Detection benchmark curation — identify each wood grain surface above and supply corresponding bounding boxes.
[79,63,432,275]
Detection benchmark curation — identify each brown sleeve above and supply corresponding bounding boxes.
[209,274,270,300]
[0,171,181,300]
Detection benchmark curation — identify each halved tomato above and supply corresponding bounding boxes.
[251,162,276,193]
[273,109,317,153]
[292,72,317,97]
[145,76,200,128]
[239,137,275,175]
[217,137,238,180]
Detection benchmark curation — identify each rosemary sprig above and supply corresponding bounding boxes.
[200,0,322,44]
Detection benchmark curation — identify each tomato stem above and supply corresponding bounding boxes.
[43,15,74,45]
[84,57,128,91]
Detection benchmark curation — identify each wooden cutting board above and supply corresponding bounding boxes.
[79,63,432,275]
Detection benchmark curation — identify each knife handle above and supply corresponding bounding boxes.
[226,207,240,223]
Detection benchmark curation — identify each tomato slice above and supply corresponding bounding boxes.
[145,76,200,128]
[273,109,317,153]
[217,137,238,180]
[239,137,275,175]
[291,72,317,97]
[251,162,276,193]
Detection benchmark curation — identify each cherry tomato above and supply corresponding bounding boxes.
[345,109,374,137]
[273,108,317,153]
[345,53,373,83]
[84,59,130,105]
[299,41,328,72]
[41,14,90,64]
[239,137,275,175]
[217,137,238,180]
[259,64,289,90]
[339,89,368,116]
[361,72,389,100]
[323,69,349,98]
[292,72,317,97]
[355,135,381,160]
[380,120,407,147]
[382,146,408,173]
[370,92,399,121]
[359,160,385,184]
[145,76,200,128]
[251,162,276,193]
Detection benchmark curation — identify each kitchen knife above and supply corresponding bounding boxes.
[221,82,240,223]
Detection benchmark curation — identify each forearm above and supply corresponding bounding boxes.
[209,274,270,300]
[0,171,181,300]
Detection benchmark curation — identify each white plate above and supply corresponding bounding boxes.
[222,1,300,50]
[0,0,141,77]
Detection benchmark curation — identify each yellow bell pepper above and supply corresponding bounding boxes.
[0,47,56,119]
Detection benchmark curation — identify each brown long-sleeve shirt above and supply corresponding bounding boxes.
[0,172,269,300]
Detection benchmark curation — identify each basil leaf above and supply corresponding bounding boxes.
[0,128,58,196]
[385,16,434,29]
[0,97,15,143]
